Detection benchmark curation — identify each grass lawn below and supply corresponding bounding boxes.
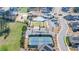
[64,37,67,46]
[31,21,47,27]
[64,36,69,46]
[64,36,72,46]
[0,22,25,51]
[64,36,77,51]
[18,7,27,13]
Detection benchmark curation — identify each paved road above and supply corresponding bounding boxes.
[54,7,69,51]
[58,17,69,51]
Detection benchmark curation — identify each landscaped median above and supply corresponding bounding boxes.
[64,36,75,51]
[0,22,26,51]
[64,36,70,46]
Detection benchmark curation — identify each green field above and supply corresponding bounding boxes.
[0,22,25,51]
[18,7,27,13]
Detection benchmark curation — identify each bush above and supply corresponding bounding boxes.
[20,36,25,48]
[66,37,72,46]
[0,32,2,36]
[22,26,27,31]
[4,33,9,39]
[20,25,27,48]
[24,20,29,26]
[3,27,10,39]
[0,26,10,37]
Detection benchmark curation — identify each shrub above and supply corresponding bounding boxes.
[20,36,25,48]
[66,37,72,46]
[20,25,27,48]
[22,25,27,32]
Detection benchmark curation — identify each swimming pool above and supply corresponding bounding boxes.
[28,35,53,48]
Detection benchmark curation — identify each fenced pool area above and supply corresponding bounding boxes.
[28,35,54,48]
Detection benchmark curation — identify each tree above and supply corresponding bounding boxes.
[20,25,27,48]
[0,17,9,36]
[0,19,6,35]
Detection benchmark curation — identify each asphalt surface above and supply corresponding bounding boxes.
[58,17,69,51]
[54,7,69,51]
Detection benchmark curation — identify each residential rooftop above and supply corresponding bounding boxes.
[69,36,79,44]
[69,22,79,32]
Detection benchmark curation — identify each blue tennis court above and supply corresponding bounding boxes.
[28,35,53,48]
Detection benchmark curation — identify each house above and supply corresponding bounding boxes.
[64,15,79,21]
[41,7,53,13]
[0,8,9,35]
[70,22,79,32]
[69,36,79,48]
[0,7,10,17]
[62,7,70,12]
[4,7,18,21]
[64,15,75,21]
[73,7,79,13]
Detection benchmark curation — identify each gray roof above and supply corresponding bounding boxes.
[70,22,79,32]
[38,44,53,51]
[69,36,79,44]
[71,22,79,29]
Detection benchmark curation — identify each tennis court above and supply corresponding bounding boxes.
[28,35,53,48]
